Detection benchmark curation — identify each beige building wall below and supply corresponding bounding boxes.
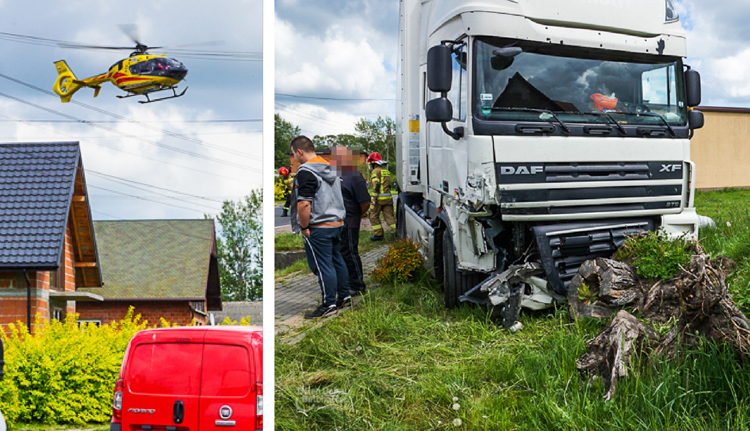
[691,107,750,190]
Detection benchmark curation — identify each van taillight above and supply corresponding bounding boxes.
[256,382,263,430]
[112,378,124,421]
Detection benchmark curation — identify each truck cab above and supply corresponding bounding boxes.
[396,0,704,324]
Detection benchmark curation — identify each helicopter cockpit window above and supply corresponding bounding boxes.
[130,58,180,76]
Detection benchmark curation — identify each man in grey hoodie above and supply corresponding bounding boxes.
[289,136,351,319]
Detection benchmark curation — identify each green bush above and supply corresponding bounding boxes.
[615,230,691,280]
[370,239,423,284]
[0,309,149,427]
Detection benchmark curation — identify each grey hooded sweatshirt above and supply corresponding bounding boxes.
[290,160,346,234]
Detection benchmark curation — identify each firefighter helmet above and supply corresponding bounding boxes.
[367,152,382,164]
[279,167,289,176]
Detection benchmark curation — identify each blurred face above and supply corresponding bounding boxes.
[332,146,357,171]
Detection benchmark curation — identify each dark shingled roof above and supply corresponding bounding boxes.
[0,142,99,275]
[81,220,222,310]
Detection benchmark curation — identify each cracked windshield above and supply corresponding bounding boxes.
[474,37,687,126]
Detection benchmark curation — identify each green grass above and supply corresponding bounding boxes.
[695,188,750,311]
[275,229,396,279]
[276,188,750,430]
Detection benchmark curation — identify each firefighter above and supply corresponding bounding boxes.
[367,152,396,241]
[279,167,294,217]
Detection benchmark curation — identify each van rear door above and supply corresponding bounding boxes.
[123,329,205,430]
[199,332,257,430]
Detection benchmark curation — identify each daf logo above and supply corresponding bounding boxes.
[660,164,681,172]
[128,408,155,414]
[500,166,543,175]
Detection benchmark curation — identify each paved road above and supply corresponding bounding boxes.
[275,204,291,228]
[275,244,389,337]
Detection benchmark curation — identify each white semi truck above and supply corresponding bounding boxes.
[396,0,705,327]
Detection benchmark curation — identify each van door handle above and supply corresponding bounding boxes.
[173,400,184,424]
[215,420,236,427]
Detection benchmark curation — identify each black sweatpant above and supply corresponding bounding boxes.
[340,226,366,292]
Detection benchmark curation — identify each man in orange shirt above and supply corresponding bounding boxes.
[289,136,351,319]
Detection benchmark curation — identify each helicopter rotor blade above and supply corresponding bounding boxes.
[118,24,142,47]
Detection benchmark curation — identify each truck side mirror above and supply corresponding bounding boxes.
[685,69,701,107]
[427,45,452,93]
[688,109,704,130]
[425,98,453,123]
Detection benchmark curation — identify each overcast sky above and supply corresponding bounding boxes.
[275,0,750,137]
[0,0,262,221]
[275,0,398,137]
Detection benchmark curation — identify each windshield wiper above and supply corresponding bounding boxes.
[489,107,570,134]
[613,111,676,137]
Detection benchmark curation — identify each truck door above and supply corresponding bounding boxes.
[124,330,205,430]
[199,339,256,430]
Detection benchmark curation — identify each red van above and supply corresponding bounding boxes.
[110,326,263,431]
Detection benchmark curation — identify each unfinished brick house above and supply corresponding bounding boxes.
[78,219,223,326]
[0,142,103,331]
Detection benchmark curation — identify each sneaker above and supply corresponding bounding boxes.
[336,295,352,309]
[370,235,384,241]
[304,303,337,319]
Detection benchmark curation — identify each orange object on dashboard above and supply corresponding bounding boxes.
[590,93,618,112]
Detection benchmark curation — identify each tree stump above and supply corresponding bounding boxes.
[570,244,750,400]
[567,258,642,320]
[576,310,661,401]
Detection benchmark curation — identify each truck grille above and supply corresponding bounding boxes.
[496,162,685,219]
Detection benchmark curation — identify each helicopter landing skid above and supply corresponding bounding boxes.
[117,86,188,104]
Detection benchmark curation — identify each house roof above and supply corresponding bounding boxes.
[0,142,101,286]
[81,219,222,309]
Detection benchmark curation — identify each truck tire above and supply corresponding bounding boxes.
[442,225,484,309]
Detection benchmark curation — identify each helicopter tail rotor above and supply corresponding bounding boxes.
[53,60,101,102]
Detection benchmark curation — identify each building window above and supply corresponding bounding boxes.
[52,308,63,321]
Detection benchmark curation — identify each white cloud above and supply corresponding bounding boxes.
[275,18,394,99]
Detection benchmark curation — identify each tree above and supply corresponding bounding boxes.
[212,191,263,301]
[275,113,300,169]
[312,133,366,150]
[355,116,396,170]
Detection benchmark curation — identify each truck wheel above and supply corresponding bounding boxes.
[442,226,484,309]
[442,229,459,308]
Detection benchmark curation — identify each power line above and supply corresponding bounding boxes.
[87,170,225,204]
[0,90,257,170]
[0,119,262,124]
[0,72,260,159]
[0,31,261,61]
[275,102,354,130]
[0,143,226,215]
[0,113,252,183]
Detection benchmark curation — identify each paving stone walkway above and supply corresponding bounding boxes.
[275,244,389,336]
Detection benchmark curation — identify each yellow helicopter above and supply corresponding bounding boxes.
[53,38,188,104]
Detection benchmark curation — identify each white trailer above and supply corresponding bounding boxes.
[396,0,705,326]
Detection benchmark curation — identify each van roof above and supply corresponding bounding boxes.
[135,325,262,335]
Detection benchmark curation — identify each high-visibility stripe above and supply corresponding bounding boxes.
[372,225,384,231]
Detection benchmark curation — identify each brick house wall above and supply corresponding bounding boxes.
[77,301,208,326]
[0,222,78,331]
